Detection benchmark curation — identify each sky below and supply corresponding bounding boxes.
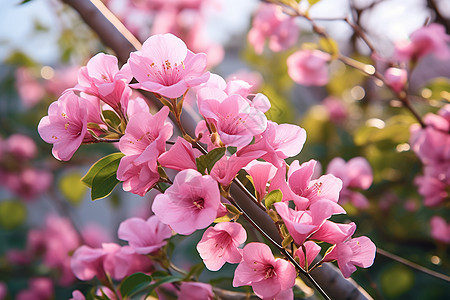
[0,0,439,65]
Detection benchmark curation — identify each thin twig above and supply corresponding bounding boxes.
[377,248,450,282]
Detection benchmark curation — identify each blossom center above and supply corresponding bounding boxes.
[193,197,205,209]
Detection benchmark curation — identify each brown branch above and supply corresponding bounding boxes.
[60,1,372,299]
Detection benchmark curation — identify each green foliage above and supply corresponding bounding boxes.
[59,172,87,205]
[81,153,125,200]
[119,273,152,298]
[101,110,122,132]
[264,189,283,209]
[422,77,450,102]
[381,265,415,298]
[196,147,226,175]
[0,200,27,229]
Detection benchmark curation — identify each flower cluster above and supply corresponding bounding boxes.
[410,105,450,207]
[0,134,52,200]
[38,33,376,299]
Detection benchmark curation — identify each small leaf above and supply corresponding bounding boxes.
[19,0,33,5]
[145,276,182,297]
[308,0,321,6]
[59,172,87,205]
[91,157,123,200]
[81,153,125,188]
[0,200,27,229]
[119,272,152,298]
[195,147,226,175]
[264,189,283,209]
[282,235,294,248]
[319,37,339,59]
[102,110,121,130]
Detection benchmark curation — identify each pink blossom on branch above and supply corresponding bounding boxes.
[384,67,407,93]
[38,90,89,161]
[128,33,210,98]
[248,3,299,54]
[394,23,450,62]
[152,169,221,235]
[244,160,277,201]
[178,282,214,300]
[233,242,296,299]
[77,53,132,112]
[327,157,373,209]
[323,235,376,278]
[430,216,450,244]
[118,215,172,254]
[294,241,321,270]
[287,49,330,86]
[158,136,201,171]
[196,222,247,271]
[117,106,173,196]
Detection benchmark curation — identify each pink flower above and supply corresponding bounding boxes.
[0,282,7,300]
[70,290,86,300]
[244,160,277,201]
[38,90,89,161]
[118,216,172,254]
[4,168,53,200]
[77,53,132,113]
[323,235,376,278]
[78,53,132,96]
[384,67,407,93]
[287,49,330,86]
[117,107,173,196]
[322,97,348,124]
[430,216,450,244]
[117,155,161,196]
[287,160,344,212]
[210,149,265,187]
[198,93,268,147]
[71,245,106,281]
[248,3,299,54]
[128,33,210,98]
[295,241,321,270]
[394,23,450,62]
[327,157,373,208]
[178,282,214,300]
[274,200,336,245]
[158,136,201,171]
[233,242,296,299]
[4,134,37,161]
[15,67,45,108]
[17,277,53,300]
[102,243,153,280]
[197,222,247,271]
[310,221,356,245]
[152,169,221,235]
[239,121,307,168]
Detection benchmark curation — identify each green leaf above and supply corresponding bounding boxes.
[0,200,27,229]
[19,0,33,5]
[264,189,283,209]
[59,172,87,206]
[195,147,226,175]
[319,37,339,59]
[102,110,121,130]
[145,276,182,297]
[81,153,125,188]
[308,0,322,6]
[119,272,152,298]
[282,235,294,248]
